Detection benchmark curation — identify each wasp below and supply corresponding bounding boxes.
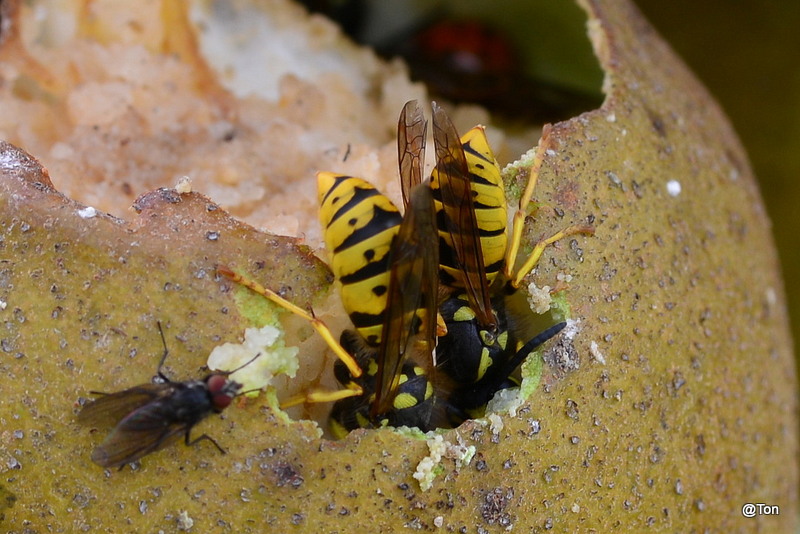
[78,323,257,468]
[221,100,591,435]
[218,103,441,436]
[399,100,593,426]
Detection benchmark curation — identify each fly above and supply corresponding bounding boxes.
[78,323,258,469]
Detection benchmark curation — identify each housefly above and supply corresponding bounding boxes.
[78,323,257,469]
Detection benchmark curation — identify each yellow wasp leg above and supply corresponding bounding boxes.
[280,382,363,408]
[217,266,363,379]
[505,124,553,280]
[505,125,594,288]
[510,224,595,288]
[436,312,448,337]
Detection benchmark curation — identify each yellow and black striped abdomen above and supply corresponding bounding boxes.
[431,125,508,288]
[317,172,403,347]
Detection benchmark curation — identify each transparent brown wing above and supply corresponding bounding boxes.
[91,416,188,468]
[398,100,428,211]
[88,390,194,468]
[431,101,496,330]
[372,182,439,418]
[78,383,173,426]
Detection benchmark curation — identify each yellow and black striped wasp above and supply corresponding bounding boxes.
[219,105,442,437]
[398,100,593,426]
[221,100,591,436]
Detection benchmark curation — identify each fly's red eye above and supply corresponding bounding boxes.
[213,392,233,410]
[207,374,234,410]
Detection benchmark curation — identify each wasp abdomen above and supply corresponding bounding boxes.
[430,126,508,289]
[318,172,403,347]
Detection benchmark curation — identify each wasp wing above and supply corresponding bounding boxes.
[372,182,439,418]
[431,102,496,330]
[398,100,428,211]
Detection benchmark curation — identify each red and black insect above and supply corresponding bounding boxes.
[78,323,255,469]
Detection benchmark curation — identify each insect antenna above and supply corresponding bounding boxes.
[484,321,566,395]
[215,351,263,377]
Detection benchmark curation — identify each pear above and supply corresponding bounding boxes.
[0,0,794,530]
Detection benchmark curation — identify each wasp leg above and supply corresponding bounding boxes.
[217,266,363,379]
[504,125,594,288]
[280,381,363,408]
[436,312,448,337]
[505,124,554,277]
[509,224,595,289]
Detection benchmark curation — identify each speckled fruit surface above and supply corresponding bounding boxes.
[0,0,795,531]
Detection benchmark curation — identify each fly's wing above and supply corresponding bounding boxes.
[78,383,172,427]
[398,100,428,211]
[372,182,439,418]
[431,102,496,329]
[89,393,190,468]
